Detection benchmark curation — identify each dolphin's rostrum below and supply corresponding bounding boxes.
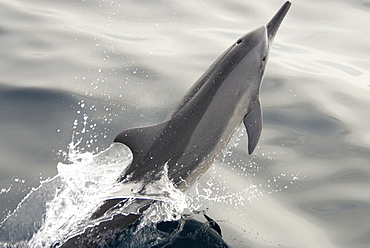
[62,1,291,246]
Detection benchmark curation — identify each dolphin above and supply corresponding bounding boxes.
[61,1,291,246]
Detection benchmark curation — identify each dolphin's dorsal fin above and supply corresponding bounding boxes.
[243,99,262,154]
[114,121,169,162]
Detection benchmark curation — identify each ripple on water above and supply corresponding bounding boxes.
[316,60,363,77]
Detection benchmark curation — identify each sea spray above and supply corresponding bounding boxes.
[28,142,132,247]
[29,142,189,247]
[0,126,301,247]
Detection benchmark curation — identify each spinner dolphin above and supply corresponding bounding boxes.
[62,2,291,246]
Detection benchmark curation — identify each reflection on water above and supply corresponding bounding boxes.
[1,0,370,247]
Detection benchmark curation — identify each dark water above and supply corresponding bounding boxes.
[1,0,370,247]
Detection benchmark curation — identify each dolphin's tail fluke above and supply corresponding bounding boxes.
[266,1,291,44]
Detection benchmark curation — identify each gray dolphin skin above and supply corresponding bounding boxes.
[62,1,291,246]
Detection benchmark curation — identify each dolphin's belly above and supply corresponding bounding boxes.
[169,84,251,189]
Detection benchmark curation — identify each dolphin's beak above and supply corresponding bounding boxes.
[266,1,291,44]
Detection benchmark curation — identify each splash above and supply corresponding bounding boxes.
[135,163,188,229]
[29,142,135,247]
[0,122,303,247]
[0,138,189,247]
[0,141,132,247]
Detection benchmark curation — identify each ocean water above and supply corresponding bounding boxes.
[0,0,370,247]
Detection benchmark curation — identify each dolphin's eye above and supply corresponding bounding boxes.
[262,56,267,62]
[236,39,243,45]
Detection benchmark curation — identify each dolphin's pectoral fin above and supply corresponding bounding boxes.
[243,99,262,155]
[204,214,222,237]
[114,121,169,161]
